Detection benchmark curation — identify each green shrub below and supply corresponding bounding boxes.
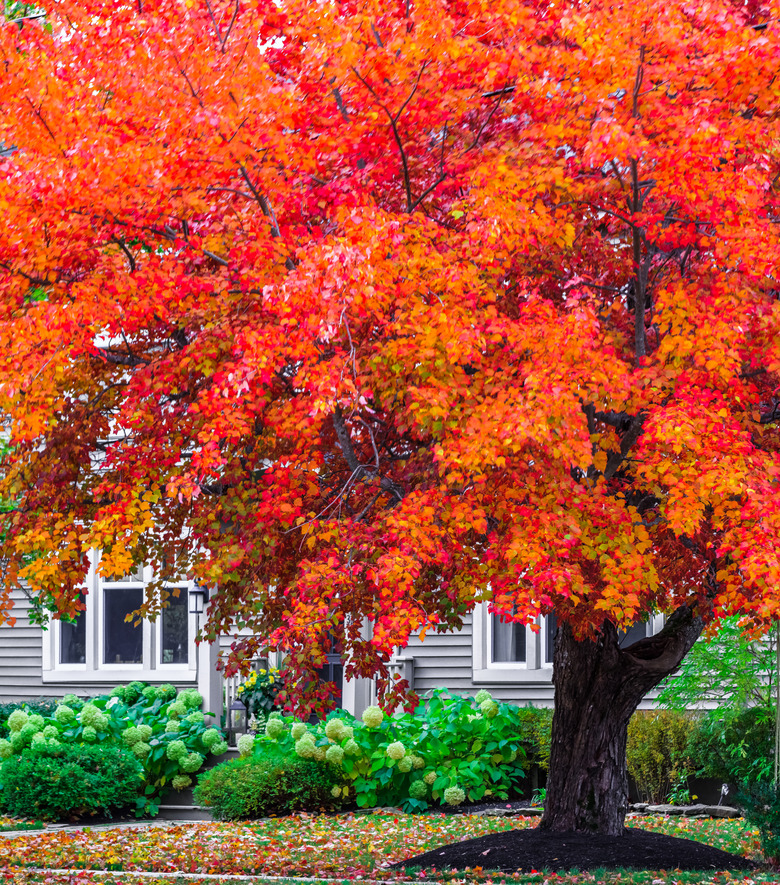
[255,689,527,812]
[0,743,142,821]
[626,710,696,804]
[736,781,780,864]
[689,705,775,785]
[515,705,553,771]
[0,699,60,739]
[194,744,340,819]
[0,683,228,818]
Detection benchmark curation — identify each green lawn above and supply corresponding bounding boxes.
[0,812,774,884]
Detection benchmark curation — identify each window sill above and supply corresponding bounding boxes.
[472,666,554,684]
[42,667,197,684]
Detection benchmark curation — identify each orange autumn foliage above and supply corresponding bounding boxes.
[0,0,778,711]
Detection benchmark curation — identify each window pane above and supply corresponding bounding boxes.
[161,591,188,664]
[545,613,558,663]
[619,619,648,647]
[104,586,143,664]
[492,616,526,662]
[60,612,86,664]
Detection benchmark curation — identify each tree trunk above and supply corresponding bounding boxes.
[540,606,705,835]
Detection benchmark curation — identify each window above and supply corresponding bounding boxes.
[473,603,662,684]
[492,614,527,663]
[60,611,86,664]
[42,552,198,684]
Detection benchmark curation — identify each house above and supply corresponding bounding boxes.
[0,551,667,720]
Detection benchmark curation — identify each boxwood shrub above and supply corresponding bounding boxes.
[193,744,341,819]
[0,743,142,820]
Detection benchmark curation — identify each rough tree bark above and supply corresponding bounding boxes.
[540,606,706,835]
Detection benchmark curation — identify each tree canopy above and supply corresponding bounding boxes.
[0,0,779,719]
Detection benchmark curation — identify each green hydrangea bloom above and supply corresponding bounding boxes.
[474,689,492,705]
[80,704,107,730]
[313,745,326,762]
[10,732,26,752]
[397,756,413,773]
[27,714,45,730]
[361,705,384,728]
[185,711,204,725]
[178,689,203,709]
[344,738,360,756]
[386,741,405,760]
[62,694,81,708]
[122,726,141,747]
[444,786,466,806]
[8,709,28,733]
[158,684,177,702]
[479,699,499,719]
[142,686,158,702]
[0,738,12,759]
[330,785,342,798]
[295,737,316,759]
[423,771,437,786]
[237,734,255,758]
[166,740,188,761]
[54,705,76,725]
[343,726,354,739]
[167,701,187,719]
[201,728,221,748]
[265,718,285,739]
[411,755,425,769]
[133,741,151,760]
[211,740,228,756]
[136,724,153,742]
[110,686,127,701]
[325,718,346,741]
[409,780,428,800]
[124,682,146,705]
[325,744,344,765]
[164,720,180,733]
[291,722,308,740]
[42,724,59,739]
[172,775,192,790]
[20,723,38,742]
[81,726,97,743]
[45,738,62,753]
[181,752,205,773]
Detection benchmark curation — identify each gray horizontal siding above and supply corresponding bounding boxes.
[0,589,45,701]
[402,615,557,707]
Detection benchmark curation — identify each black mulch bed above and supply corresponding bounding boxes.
[394,825,759,874]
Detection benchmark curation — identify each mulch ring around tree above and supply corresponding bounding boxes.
[393,826,760,874]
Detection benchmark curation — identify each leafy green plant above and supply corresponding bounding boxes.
[0,743,142,821]
[0,699,60,739]
[0,683,229,818]
[689,705,775,786]
[531,787,546,807]
[657,617,777,712]
[626,710,696,804]
[193,744,340,819]
[736,781,780,866]
[257,689,527,812]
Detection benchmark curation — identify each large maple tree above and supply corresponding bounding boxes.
[1,0,780,834]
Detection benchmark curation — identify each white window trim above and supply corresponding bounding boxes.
[42,552,198,684]
[473,603,551,683]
